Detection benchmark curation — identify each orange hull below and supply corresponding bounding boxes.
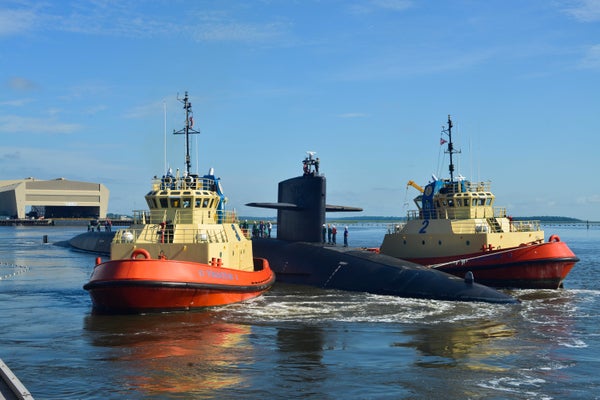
[84,257,275,313]
[407,240,579,289]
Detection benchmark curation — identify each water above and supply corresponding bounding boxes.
[1,223,599,399]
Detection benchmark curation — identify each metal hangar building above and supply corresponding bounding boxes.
[0,177,109,219]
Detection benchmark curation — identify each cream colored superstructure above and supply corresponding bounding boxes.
[380,179,545,260]
[110,174,254,271]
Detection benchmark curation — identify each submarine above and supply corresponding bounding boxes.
[246,153,518,304]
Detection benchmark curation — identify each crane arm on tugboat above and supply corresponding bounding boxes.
[407,180,424,193]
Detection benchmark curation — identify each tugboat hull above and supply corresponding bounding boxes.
[84,251,275,313]
[406,240,578,289]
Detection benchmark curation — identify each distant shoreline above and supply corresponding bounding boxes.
[1,216,596,227]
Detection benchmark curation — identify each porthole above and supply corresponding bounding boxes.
[421,240,426,245]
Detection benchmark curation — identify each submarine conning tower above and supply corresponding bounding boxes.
[246,152,362,242]
[277,175,326,242]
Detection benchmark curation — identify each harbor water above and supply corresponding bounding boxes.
[0,223,599,399]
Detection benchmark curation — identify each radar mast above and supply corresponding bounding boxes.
[173,91,201,175]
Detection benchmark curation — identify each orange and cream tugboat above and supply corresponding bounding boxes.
[379,115,579,289]
[84,92,275,313]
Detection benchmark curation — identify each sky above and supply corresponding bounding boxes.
[1,0,600,220]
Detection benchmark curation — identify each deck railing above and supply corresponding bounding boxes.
[113,223,251,244]
[442,180,492,194]
[395,210,541,234]
[152,175,217,192]
[131,209,239,225]
[407,206,510,221]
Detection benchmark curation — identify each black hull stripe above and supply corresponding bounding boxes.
[84,278,275,293]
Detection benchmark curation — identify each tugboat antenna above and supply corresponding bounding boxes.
[173,91,201,175]
[443,114,460,182]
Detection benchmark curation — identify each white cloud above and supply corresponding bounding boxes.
[579,44,600,68]
[577,193,600,204]
[123,100,167,119]
[8,77,38,91]
[0,98,33,107]
[348,0,413,14]
[0,115,81,134]
[190,20,289,43]
[1,2,291,44]
[563,0,600,22]
[335,47,497,81]
[370,0,414,12]
[0,8,37,36]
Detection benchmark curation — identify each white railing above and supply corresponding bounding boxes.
[113,223,250,244]
[131,209,239,225]
[153,175,217,192]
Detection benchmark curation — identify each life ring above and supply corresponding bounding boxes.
[548,234,561,243]
[132,248,151,259]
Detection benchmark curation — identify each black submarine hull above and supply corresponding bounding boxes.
[252,238,517,303]
[67,231,113,255]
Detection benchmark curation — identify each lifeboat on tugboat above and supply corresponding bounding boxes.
[379,115,579,289]
[83,92,275,313]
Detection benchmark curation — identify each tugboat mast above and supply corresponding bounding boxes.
[443,114,459,182]
[173,91,201,175]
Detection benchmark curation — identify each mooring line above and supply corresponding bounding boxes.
[324,261,348,287]
[429,240,547,269]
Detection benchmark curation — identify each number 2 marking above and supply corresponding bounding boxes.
[419,220,429,234]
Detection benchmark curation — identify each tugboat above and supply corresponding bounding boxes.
[379,115,579,289]
[83,92,275,313]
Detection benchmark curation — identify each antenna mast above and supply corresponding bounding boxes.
[443,114,460,182]
[173,91,201,174]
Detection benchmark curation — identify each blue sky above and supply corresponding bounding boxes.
[1,0,600,220]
